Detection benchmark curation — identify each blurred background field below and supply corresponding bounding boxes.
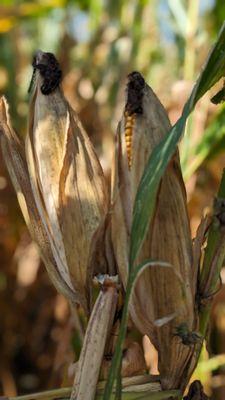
[1,0,225,398]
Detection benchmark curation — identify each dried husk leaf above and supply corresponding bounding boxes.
[0,96,76,303]
[70,278,118,400]
[111,72,195,389]
[26,52,108,313]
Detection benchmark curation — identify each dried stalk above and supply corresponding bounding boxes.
[6,387,181,400]
[70,277,119,400]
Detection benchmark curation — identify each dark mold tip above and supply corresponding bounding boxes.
[30,51,62,95]
[125,71,145,115]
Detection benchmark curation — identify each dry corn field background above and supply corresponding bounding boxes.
[1,2,225,400]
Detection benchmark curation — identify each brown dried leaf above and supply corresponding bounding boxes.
[0,96,76,303]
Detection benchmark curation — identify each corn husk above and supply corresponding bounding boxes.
[111,72,196,389]
[0,96,76,303]
[25,51,108,313]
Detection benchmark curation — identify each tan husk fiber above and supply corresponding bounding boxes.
[111,72,196,389]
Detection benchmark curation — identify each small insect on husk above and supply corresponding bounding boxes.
[25,50,108,314]
[111,71,196,390]
[174,323,202,346]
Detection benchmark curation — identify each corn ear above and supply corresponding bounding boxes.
[26,51,108,313]
[111,72,195,389]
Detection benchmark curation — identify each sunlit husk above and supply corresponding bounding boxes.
[0,96,76,303]
[111,72,195,389]
[26,64,108,313]
[71,278,118,400]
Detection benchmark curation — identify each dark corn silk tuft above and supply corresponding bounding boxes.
[124,72,145,169]
[32,51,62,95]
[125,71,145,115]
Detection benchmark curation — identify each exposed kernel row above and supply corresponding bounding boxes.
[124,111,135,169]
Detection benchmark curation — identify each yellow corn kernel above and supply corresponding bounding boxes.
[124,112,136,169]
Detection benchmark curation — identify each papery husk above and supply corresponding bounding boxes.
[70,277,118,400]
[26,52,108,313]
[0,96,76,303]
[111,72,196,389]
